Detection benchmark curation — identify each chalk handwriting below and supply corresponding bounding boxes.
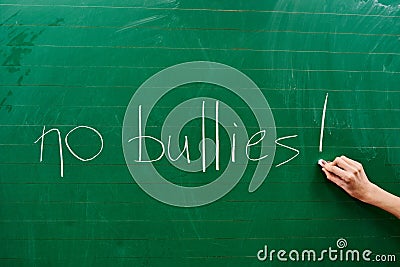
[34,93,333,178]
[319,93,329,152]
[128,102,298,168]
[34,125,103,177]
[275,135,300,167]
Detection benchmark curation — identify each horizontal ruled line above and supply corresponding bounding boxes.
[0,200,362,204]
[1,104,400,110]
[0,181,399,186]
[2,24,400,37]
[3,108,397,111]
[2,142,400,147]
[1,125,400,130]
[2,44,400,56]
[1,84,400,93]
[1,162,400,167]
[0,219,248,223]
[2,144,400,148]
[0,236,383,241]
[1,3,400,18]
[0,218,396,223]
[2,64,400,74]
[0,181,398,185]
[0,235,398,240]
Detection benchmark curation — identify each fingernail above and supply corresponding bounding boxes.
[318,159,327,167]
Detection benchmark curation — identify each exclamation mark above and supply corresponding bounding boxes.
[319,93,329,153]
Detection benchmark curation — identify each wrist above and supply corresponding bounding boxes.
[361,182,380,205]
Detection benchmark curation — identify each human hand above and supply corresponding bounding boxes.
[319,156,400,218]
[319,156,376,203]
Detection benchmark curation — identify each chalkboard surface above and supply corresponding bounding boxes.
[1,0,400,266]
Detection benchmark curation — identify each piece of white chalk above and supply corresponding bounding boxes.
[318,159,327,167]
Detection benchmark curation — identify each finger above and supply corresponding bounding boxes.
[334,157,358,174]
[323,163,350,182]
[322,168,347,189]
[321,168,337,180]
[340,155,362,169]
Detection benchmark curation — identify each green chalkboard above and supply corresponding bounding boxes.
[1,0,400,266]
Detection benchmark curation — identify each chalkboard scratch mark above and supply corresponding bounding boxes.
[2,47,31,72]
[1,20,45,84]
[156,0,179,7]
[0,90,13,112]
[184,210,201,239]
[54,111,61,126]
[2,17,64,85]
[0,10,21,27]
[358,147,378,161]
[16,75,24,85]
[114,114,121,125]
[0,98,6,107]
[48,18,64,26]
[372,0,400,9]
[116,15,167,32]
[6,29,44,46]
